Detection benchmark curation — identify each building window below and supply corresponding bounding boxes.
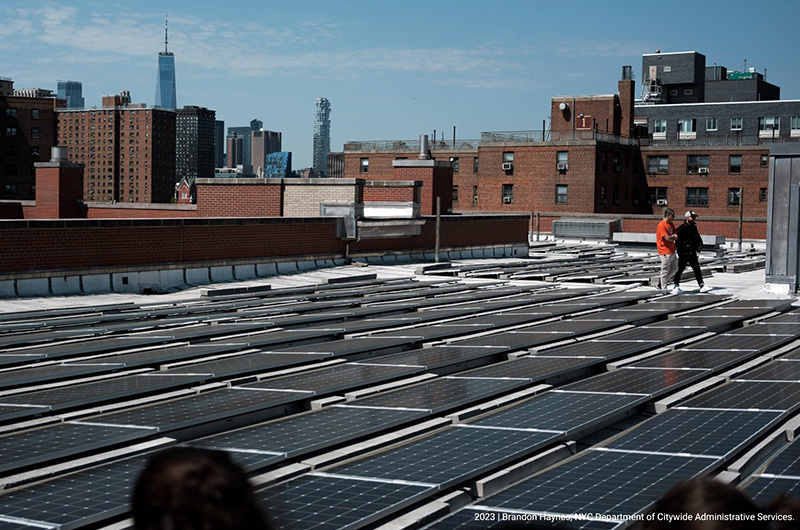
[759,116,780,131]
[684,89,693,95]
[647,156,669,174]
[730,117,743,130]
[31,127,40,139]
[502,184,514,204]
[728,188,741,206]
[599,185,606,204]
[473,157,478,173]
[653,119,667,134]
[31,108,39,119]
[759,187,768,201]
[729,155,742,174]
[706,118,718,131]
[359,158,369,173]
[31,146,39,157]
[556,151,568,170]
[612,185,620,205]
[761,155,769,168]
[4,127,17,136]
[556,184,568,204]
[649,187,668,205]
[669,89,678,96]
[394,156,407,161]
[451,157,459,173]
[686,187,709,207]
[678,119,695,133]
[4,108,16,117]
[452,186,459,202]
[791,116,800,136]
[4,184,17,194]
[686,155,710,174]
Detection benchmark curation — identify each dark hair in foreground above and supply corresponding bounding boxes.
[132,447,272,530]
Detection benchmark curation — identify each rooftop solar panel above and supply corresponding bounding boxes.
[452,356,597,381]
[0,353,46,368]
[599,327,705,343]
[467,391,645,436]
[0,422,155,475]
[163,352,330,377]
[372,324,496,341]
[690,334,796,351]
[89,388,312,431]
[766,313,800,324]
[332,426,560,488]
[272,336,413,356]
[478,449,716,517]
[761,438,800,476]
[536,341,658,360]
[730,323,800,336]
[679,381,800,411]
[0,363,119,390]
[0,455,146,527]
[0,373,206,411]
[630,349,758,370]
[745,476,800,506]
[455,331,573,350]
[0,403,51,424]
[362,346,509,370]
[561,368,709,396]
[723,300,792,310]
[735,361,800,382]
[190,406,427,458]
[604,408,782,459]
[221,449,285,473]
[5,335,177,361]
[71,342,249,367]
[257,474,434,530]
[527,320,623,335]
[239,363,425,394]
[425,508,621,530]
[344,377,529,414]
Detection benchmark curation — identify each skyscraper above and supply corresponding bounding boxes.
[313,98,331,177]
[214,120,225,168]
[251,129,282,176]
[228,119,261,169]
[155,15,177,109]
[176,106,216,182]
[56,80,84,109]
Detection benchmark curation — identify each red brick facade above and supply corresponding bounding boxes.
[195,179,283,218]
[31,162,84,219]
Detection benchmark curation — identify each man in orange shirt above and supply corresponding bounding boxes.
[656,208,678,290]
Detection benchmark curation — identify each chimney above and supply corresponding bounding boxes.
[418,134,430,160]
[618,66,635,138]
[51,146,68,162]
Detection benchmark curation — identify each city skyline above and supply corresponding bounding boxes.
[2,1,800,168]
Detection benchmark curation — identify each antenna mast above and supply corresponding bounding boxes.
[164,14,169,54]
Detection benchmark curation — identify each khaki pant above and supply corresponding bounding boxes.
[659,253,677,289]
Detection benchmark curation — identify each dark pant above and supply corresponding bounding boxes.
[675,252,703,287]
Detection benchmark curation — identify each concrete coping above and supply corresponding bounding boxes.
[365,180,422,188]
[195,178,285,185]
[0,199,35,206]
[82,201,197,211]
[392,159,451,168]
[0,216,340,229]
[282,178,366,186]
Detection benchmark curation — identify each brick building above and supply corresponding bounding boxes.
[0,84,63,200]
[56,92,176,203]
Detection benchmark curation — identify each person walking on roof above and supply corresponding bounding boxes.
[656,208,678,290]
[673,211,712,294]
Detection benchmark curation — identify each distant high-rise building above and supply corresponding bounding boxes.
[57,93,176,203]
[251,129,282,176]
[176,106,216,183]
[313,98,331,177]
[57,80,84,109]
[264,152,292,178]
[155,15,177,109]
[226,133,243,168]
[228,119,261,168]
[214,120,225,168]
[326,152,344,179]
[0,77,13,96]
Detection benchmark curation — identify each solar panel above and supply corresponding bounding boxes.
[599,327,705,343]
[630,349,758,370]
[1,373,206,411]
[9,335,177,360]
[761,438,800,476]
[456,331,573,350]
[528,320,623,335]
[745,476,800,505]
[345,377,529,414]
[89,388,312,431]
[72,342,249,367]
[561,368,709,396]
[191,406,427,458]
[604,408,782,459]
[680,381,800,411]
[163,352,330,377]
[239,363,425,394]
[478,449,716,517]
[693,308,774,318]
[0,455,146,527]
[0,422,155,475]
[723,300,792,310]
[425,508,621,530]
[766,313,800,324]
[372,324,496,341]
[0,353,47,367]
[256,474,434,530]
[0,363,119,390]
[238,329,339,349]
[536,341,658,360]
[467,391,645,436]
[452,356,597,381]
[725,324,798,336]
[332,426,560,488]
[735,361,800,382]
[272,336,413,356]
[691,334,795,351]
[362,346,509,370]
[574,309,669,324]
[0,403,51,424]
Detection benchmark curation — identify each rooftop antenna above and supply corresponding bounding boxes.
[164,14,169,54]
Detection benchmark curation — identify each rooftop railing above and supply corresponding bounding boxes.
[640,133,800,147]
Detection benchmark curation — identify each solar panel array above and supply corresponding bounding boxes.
[0,271,796,530]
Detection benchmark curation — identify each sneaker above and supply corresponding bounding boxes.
[671,286,683,295]
[699,285,713,293]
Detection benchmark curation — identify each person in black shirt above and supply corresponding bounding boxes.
[673,211,712,294]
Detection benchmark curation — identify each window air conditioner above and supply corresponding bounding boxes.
[503,196,513,204]
[502,162,513,171]
[656,199,668,206]
[698,167,709,174]
[557,163,568,171]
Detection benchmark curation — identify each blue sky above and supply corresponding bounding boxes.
[3,1,799,168]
